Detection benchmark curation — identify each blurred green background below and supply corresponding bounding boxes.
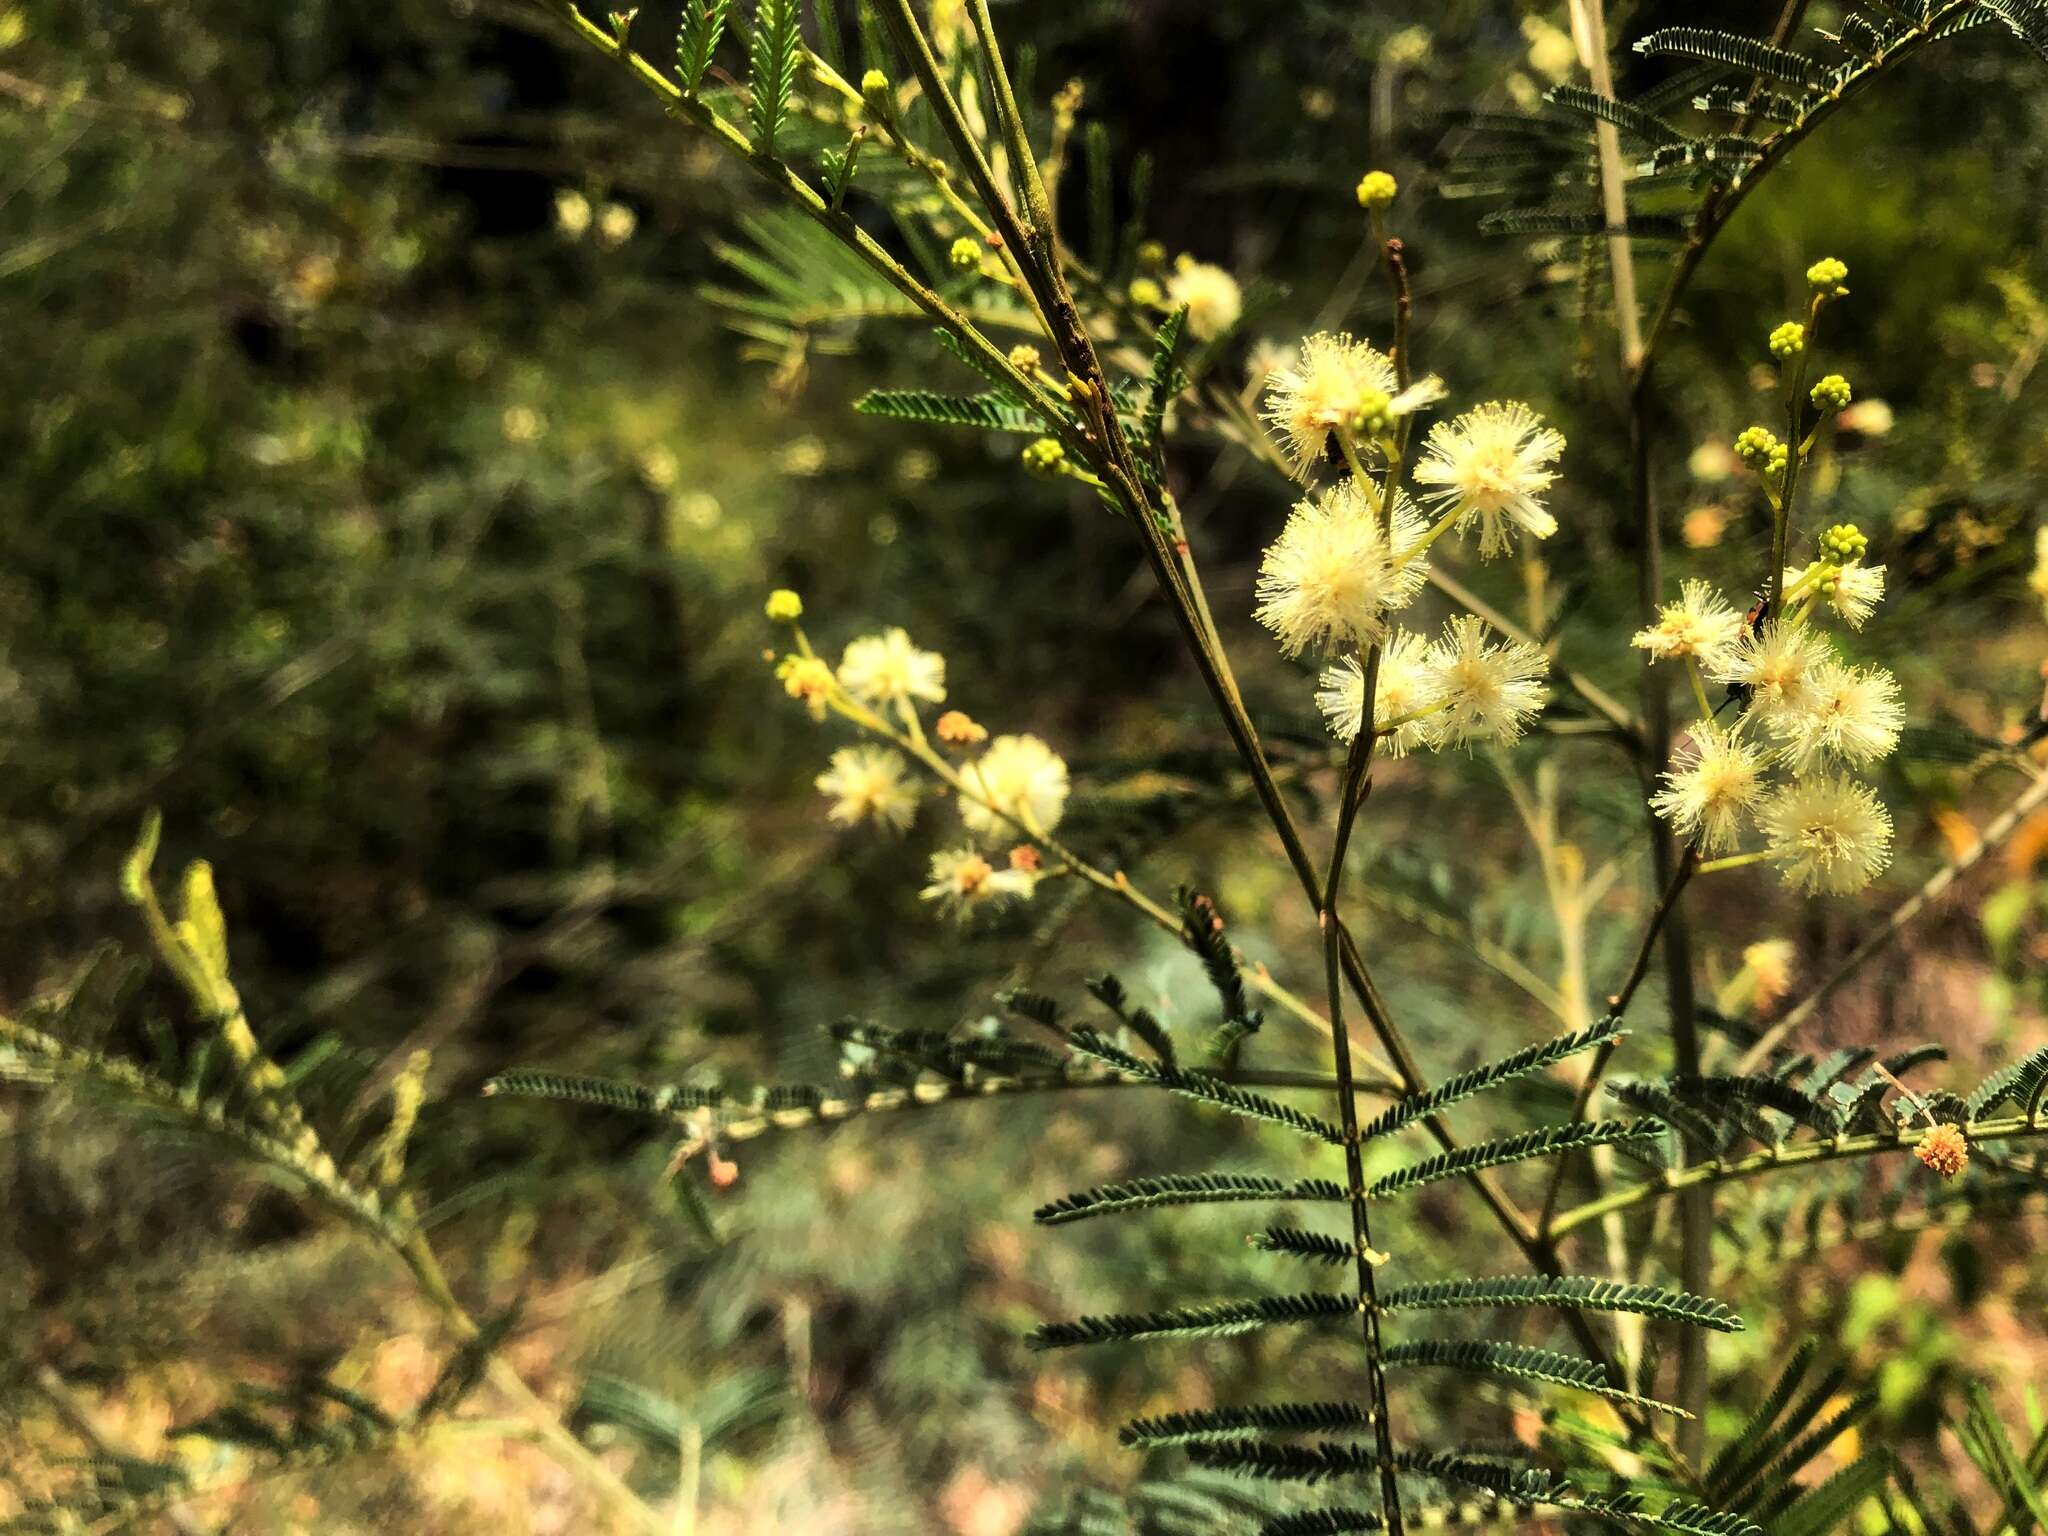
[5,0,2048,1530]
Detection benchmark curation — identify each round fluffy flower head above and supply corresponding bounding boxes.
[1262,332,1445,477]
[1411,401,1565,559]
[1787,560,1885,629]
[1810,374,1852,413]
[815,746,918,833]
[1768,321,1806,360]
[1806,256,1849,299]
[1254,479,1429,656]
[1425,615,1550,749]
[1355,170,1399,209]
[1632,579,1744,666]
[1710,620,1830,724]
[860,68,891,111]
[958,733,1070,838]
[837,628,946,707]
[1769,658,1903,771]
[1759,775,1893,895]
[920,846,1035,920]
[1915,1123,1968,1180]
[1166,255,1243,342]
[948,235,982,272]
[2031,526,2048,607]
[1315,629,1445,756]
[1650,723,1767,853]
[764,588,803,622]
[777,655,835,720]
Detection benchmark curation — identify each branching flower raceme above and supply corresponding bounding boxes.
[1639,279,1909,897]
[768,602,1071,924]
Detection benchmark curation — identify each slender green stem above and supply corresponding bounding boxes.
[1551,1115,2048,1239]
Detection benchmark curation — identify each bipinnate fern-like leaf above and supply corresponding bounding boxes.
[1367,1118,1661,1197]
[1121,1401,1373,1447]
[1633,27,1827,86]
[1186,1440,1573,1501]
[1383,1340,1689,1415]
[1177,886,1261,1046]
[1977,0,2048,64]
[829,1019,1068,1079]
[745,0,803,154]
[1035,1170,1347,1225]
[1260,1512,1381,1536]
[853,388,1044,433]
[1542,84,1684,145]
[1966,1042,2048,1117]
[1358,1016,1626,1141]
[1139,306,1189,451]
[1085,973,1178,1067]
[1690,83,1817,122]
[1063,1027,1344,1142]
[481,1069,728,1116]
[1250,1226,1357,1266]
[1478,208,1691,241]
[674,0,732,92]
[1665,1072,1843,1136]
[1374,1275,1743,1331]
[1027,1291,1359,1349]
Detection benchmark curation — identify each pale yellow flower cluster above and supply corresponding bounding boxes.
[1255,331,1562,758]
[1640,557,1902,894]
[769,605,1070,923]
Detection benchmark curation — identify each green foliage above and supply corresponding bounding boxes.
[1027,1291,1360,1349]
[1035,1172,1348,1225]
[1062,1028,1344,1142]
[1373,1275,1743,1331]
[675,0,734,92]
[1357,1017,1627,1141]
[1366,1118,1662,1197]
[745,0,804,153]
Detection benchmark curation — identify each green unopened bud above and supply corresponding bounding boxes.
[1805,256,1849,298]
[860,69,892,116]
[1347,387,1395,437]
[1819,522,1867,564]
[1128,276,1164,307]
[1134,239,1167,269]
[1355,170,1398,209]
[1733,425,1782,466]
[1810,373,1852,412]
[1768,321,1806,360]
[948,236,981,272]
[764,589,803,622]
[1021,437,1067,476]
[1007,343,1042,373]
